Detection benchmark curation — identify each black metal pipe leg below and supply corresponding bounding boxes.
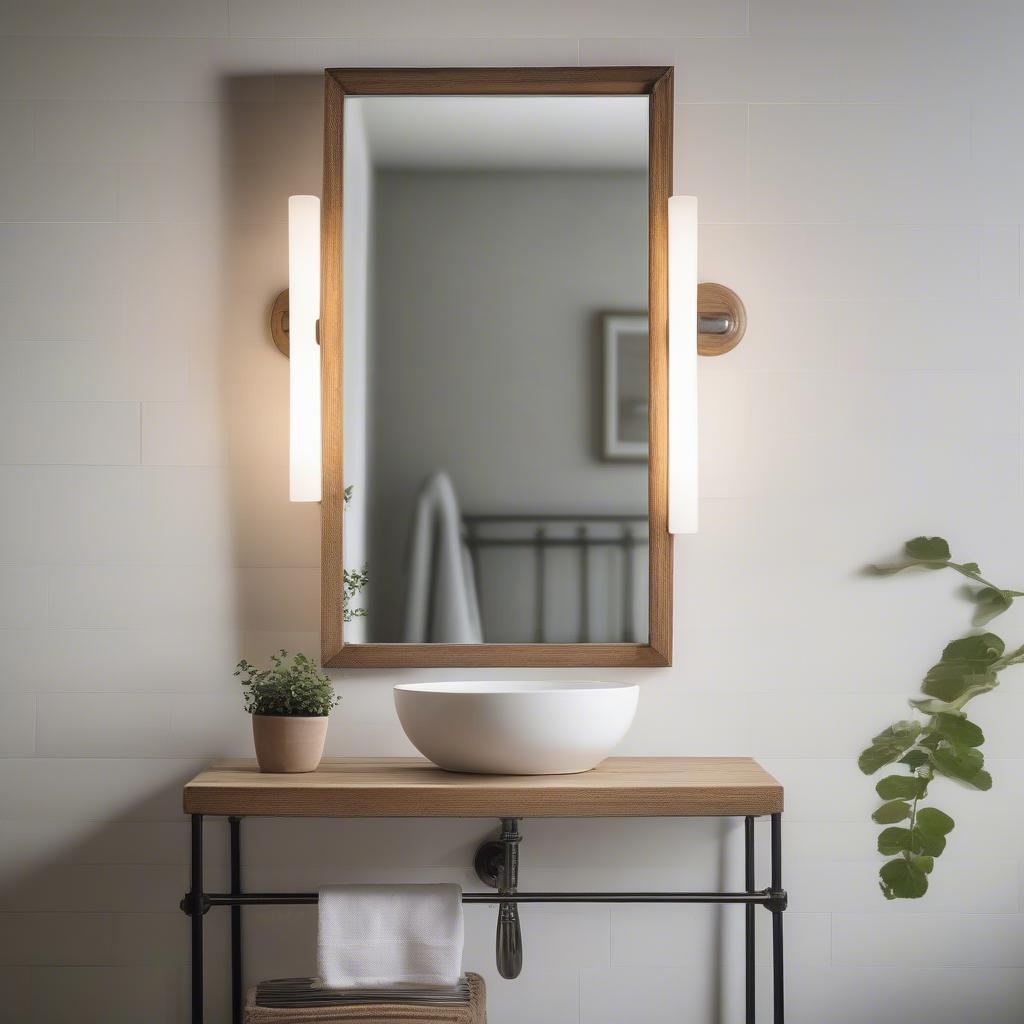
[745,816,755,1024]
[190,814,204,1024]
[771,813,784,1024]
[495,817,523,979]
[230,816,243,1024]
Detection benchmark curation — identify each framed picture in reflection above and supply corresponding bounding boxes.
[602,313,649,461]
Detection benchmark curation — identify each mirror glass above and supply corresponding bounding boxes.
[342,95,649,644]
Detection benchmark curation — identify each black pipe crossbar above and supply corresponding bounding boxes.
[198,889,779,908]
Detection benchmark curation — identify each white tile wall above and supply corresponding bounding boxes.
[0,402,140,465]
[1,2,1023,1022]
[831,913,1024,968]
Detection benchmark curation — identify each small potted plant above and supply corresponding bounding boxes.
[235,651,340,773]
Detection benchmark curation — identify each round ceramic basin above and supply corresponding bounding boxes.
[393,681,639,775]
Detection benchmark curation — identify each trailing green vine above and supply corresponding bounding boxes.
[342,485,368,623]
[860,536,1024,899]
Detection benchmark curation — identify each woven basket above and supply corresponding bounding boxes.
[244,973,485,1024]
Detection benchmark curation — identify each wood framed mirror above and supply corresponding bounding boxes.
[320,67,673,668]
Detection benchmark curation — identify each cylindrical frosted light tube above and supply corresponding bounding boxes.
[288,195,322,502]
[667,195,699,534]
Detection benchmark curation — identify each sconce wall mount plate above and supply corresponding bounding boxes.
[697,282,746,356]
[270,289,290,357]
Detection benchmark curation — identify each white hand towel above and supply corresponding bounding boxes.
[316,884,464,990]
[402,471,483,644]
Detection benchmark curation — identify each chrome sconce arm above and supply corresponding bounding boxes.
[697,281,747,356]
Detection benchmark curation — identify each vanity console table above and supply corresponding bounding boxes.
[182,756,786,1023]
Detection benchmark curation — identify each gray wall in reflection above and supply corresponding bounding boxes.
[365,170,648,643]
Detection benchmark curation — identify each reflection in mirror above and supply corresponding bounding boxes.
[343,96,649,645]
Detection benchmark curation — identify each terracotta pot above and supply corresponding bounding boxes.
[251,714,329,773]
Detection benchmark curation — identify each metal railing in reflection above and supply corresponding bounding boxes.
[462,513,648,643]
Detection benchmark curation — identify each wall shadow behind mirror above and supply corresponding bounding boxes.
[342,95,650,646]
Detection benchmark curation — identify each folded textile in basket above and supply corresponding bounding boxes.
[317,884,464,990]
[244,972,485,1024]
[256,977,471,1008]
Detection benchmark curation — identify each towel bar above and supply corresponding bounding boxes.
[191,889,783,908]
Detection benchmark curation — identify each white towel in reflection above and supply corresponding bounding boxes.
[402,471,483,644]
[316,883,464,990]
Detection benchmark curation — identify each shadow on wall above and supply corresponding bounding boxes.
[0,74,332,1024]
[218,74,324,636]
[210,69,330,1018]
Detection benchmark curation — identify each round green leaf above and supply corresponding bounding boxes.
[973,588,1018,625]
[905,537,950,562]
[910,854,935,874]
[872,800,911,824]
[940,633,1004,663]
[878,827,915,855]
[921,663,996,702]
[876,775,927,800]
[879,858,929,899]
[912,829,946,857]
[915,807,955,837]
[932,743,985,784]
[932,713,984,748]
[899,749,931,769]
[859,725,920,774]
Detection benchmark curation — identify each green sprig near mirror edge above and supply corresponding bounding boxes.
[860,536,1024,900]
[342,485,368,623]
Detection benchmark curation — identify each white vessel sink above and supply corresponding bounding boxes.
[393,681,639,775]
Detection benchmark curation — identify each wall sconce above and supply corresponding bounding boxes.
[668,195,747,535]
[271,195,322,503]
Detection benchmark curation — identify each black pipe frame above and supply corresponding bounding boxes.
[229,816,242,1019]
[185,813,786,1024]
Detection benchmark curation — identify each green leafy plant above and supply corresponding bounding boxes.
[235,650,340,716]
[343,485,368,624]
[860,536,1024,899]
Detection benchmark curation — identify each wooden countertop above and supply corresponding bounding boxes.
[183,757,783,818]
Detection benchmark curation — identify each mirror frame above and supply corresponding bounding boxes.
[320,66,674,668]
